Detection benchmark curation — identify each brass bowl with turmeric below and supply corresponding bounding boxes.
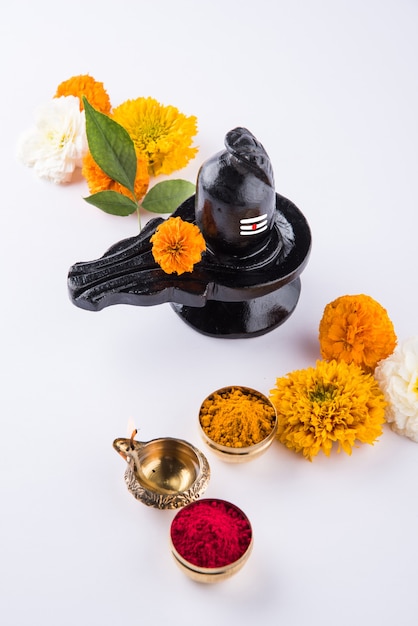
[198,386,278,462]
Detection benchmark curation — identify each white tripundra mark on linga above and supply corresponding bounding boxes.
[240,213,268,235]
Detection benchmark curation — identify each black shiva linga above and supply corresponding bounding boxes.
[68,128,311,338]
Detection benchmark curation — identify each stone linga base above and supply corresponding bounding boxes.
[171,278,301,338]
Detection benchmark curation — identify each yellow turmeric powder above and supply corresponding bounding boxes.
[199,387,276,448]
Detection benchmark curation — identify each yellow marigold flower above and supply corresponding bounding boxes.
[82,149,150,200]
[150,216,206,275]
[270,360,386,461]
[319,294,397,373]
[55,75,111,114]
[112,97,198,177]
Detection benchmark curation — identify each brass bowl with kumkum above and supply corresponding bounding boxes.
[198,386,278,462]
[113,430,210,509]
[170,498,253,583]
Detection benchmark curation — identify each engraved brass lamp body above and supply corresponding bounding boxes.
[113,434,210,510]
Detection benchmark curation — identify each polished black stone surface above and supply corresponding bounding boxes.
[68,128,311,338]
[68,193,311,337]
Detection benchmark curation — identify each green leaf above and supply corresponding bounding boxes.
[141,179,196,214]
[84,191,138,216]
[83,97,137,197]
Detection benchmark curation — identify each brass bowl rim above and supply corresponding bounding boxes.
[170,537,253,582]
[171,535,254,575]
[198,385,278,455]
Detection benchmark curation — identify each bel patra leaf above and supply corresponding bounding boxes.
[83,97,137,197]
[84,191,138,216]
[141,179,196,214]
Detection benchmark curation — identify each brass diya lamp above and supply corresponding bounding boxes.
[68,127,311,338]
[113,430,210,510]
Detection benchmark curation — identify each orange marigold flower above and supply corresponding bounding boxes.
[112,97,198,177]
[55,75,111,114]
[269,359,386,461]
[82,149,150,200]
[150,217,206,275]
[318,294,397,373]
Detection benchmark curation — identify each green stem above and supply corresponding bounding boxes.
[137,205,142,232]
[129,190,142,233]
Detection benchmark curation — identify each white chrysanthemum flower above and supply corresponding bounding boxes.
[375,336,418,442]
[17,96,87,184]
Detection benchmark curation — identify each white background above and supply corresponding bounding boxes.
[2,1,418,625]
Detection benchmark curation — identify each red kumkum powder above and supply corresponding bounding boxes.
[170,498,252,568]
